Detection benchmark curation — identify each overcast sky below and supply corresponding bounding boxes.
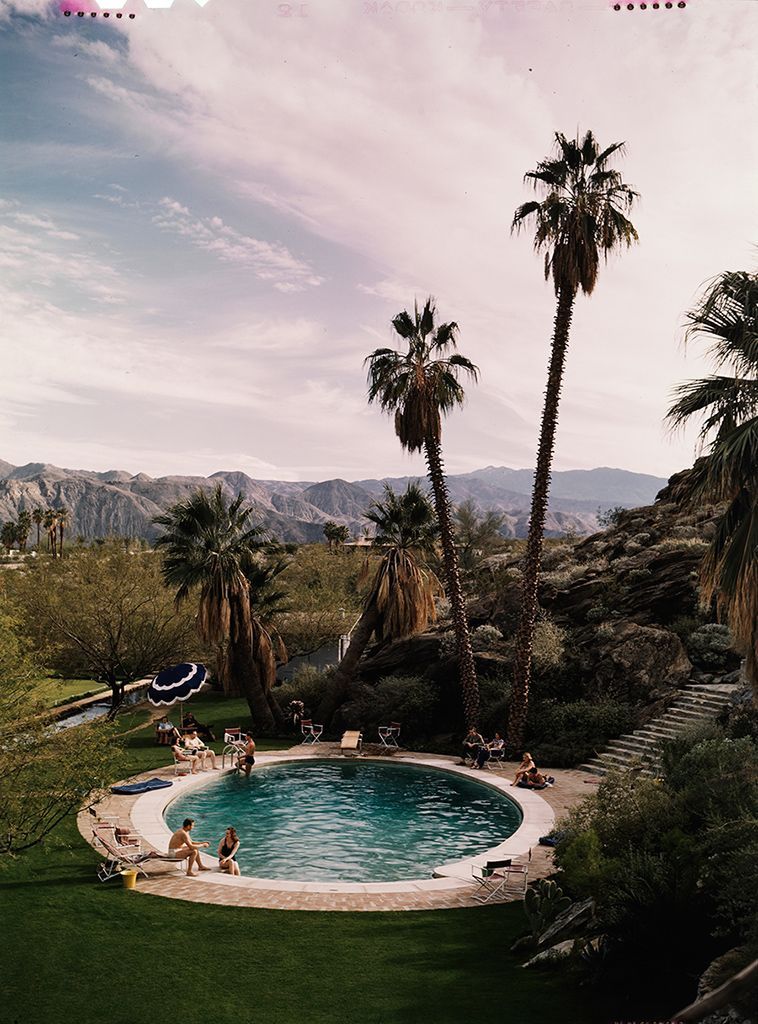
[0,0,755,482]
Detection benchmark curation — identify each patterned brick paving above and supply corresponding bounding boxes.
[80,744,599,912]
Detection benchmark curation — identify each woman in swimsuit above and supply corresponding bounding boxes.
[217,827,241,876]
[511,752,535,786]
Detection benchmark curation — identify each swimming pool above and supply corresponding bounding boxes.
[165,759,522,882]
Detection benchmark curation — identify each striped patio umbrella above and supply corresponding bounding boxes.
[147,663,210,715]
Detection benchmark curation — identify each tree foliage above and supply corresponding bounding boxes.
[0,611,119,853]
[3,542,199,711]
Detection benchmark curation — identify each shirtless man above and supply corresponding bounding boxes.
[237,733,256,777]
[168,818,211,876]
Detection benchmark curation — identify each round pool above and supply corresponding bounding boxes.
[165,760,522,882]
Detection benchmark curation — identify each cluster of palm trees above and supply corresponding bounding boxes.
[151,128,755,737]
[323,521,351,551]
[0,506,69,556]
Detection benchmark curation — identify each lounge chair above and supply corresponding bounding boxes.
[301,719,323,744]
[483,746,506,770]
[378,722,401,749]
[93,823,183,881]
[340,730,362,756]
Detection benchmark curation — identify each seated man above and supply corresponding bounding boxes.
[182,712,215,743]
[474,732,505,769]
[168,818,210,877]
[155,716,180,746]
[183,730,218,770]
[459,727,485,766]
[171,742,200,774]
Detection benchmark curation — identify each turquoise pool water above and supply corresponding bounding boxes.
[165,759,521,882]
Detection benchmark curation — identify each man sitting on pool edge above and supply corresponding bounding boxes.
[168,818,211,877]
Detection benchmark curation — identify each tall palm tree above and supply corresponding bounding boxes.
[318,483,441,722]
[154,484,282,733]
[507,131,639,750]
[366,298,480,727]
[43,509,57,558]
[32,507,44,550]
[1,521,17,555]
[56,506,69,558]
[16,510,32,553]
[667,269,758,698]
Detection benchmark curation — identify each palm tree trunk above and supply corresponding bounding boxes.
[507,286,576,751]
[229,601,276,734]
[423,435,479,728]
[316,602,380,725]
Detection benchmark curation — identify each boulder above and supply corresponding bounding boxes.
[592,623,691,704]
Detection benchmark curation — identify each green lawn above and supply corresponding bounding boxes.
[30,673,108,707]
[2,694,609,1024]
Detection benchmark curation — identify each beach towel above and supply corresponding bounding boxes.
[111,778,173,795]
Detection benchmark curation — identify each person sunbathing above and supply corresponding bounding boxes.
[511,752,535,786]
[183,730,219,770]
[168,818,210,877]
[519,767,556,790]
[171,742,200,774]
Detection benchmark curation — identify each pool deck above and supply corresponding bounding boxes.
[79,745,599,912]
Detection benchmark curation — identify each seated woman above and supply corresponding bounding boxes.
[182,712,215,743]
[218,827,241,876]
[182,730,219,770]
[474,732,505,769]
[171,742,200,774]
[511,752,535,786]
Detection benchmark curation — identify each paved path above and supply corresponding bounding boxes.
[80,745,598,912]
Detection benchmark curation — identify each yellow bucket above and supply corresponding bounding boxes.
[120,869,138,890]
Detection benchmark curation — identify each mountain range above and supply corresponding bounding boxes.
[0,459,669,544]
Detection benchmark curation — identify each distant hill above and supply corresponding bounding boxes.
[0,459,668,544]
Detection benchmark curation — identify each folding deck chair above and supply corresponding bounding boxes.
[378,722,401,749]
[471,850,531,903]
[301,719,323,744]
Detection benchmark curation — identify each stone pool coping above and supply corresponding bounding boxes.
[81,749,555,911]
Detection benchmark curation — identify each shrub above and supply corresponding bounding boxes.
[686,622,737,670]
[585,603,608,623]
[438,631,457,658]
[275,665,331,714]
[531,619,566,670]
[342,675,440,738]
[650,536,709,554]
[471,624,503,651]
[527,699,635,767]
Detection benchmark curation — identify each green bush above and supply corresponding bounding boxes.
[275,665,331,715]
[341,675,440,738]
[527,700,635,767]
[686,622,738,670]
[554,734,758,992]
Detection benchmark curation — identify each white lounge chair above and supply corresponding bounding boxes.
[340,730,362,755]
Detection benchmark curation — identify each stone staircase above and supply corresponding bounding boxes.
[579,683,739,776]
